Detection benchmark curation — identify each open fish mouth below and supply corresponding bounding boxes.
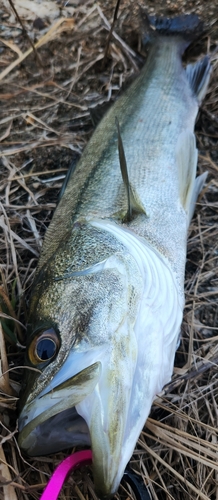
[18,362,101,455]
[18,408,90,455]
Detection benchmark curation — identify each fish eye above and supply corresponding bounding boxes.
[28,328,60,365]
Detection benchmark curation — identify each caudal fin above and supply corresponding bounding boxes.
[147,14,203,37]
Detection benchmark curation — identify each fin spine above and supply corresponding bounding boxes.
[115,117,132,222]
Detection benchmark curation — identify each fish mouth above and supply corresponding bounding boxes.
[18,362,101,455]
[18,408,90,455]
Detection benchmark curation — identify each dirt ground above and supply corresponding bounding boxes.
[0,1,218,500]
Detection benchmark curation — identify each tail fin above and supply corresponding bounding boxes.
[146,14,211,102]
[148,14,203,37]
[140,13,205,50]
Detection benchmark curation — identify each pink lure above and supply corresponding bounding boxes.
[40,450,92,500]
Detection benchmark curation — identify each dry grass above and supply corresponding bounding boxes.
[0,1,218,499]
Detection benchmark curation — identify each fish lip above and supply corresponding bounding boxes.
[36,346,106,399]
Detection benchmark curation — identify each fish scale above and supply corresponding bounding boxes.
[18,17,211,499]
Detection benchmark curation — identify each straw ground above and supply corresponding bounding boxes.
[0,1,217,499]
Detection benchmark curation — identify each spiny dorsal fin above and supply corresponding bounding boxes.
[186,55,211,103]
[176,130,207,225]
[116,117,132,222]
[115,118,146,222]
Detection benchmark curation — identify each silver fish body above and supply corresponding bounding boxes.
[18,29,210,497]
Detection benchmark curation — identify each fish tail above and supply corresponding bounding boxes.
[140,12,205,52]
[143,13,211,101]
[147,14,204,38]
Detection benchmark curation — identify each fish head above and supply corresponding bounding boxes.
[19,221,146,497]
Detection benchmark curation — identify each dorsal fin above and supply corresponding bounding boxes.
[116,117,132,222]
[115,118,146,222]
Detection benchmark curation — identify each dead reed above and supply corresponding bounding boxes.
[0,1,217,499]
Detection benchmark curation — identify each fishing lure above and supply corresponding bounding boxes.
[40,451,151,500]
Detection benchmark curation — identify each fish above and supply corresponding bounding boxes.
[18,14,211,498]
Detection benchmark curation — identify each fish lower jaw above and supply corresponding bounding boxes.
[93,458,128,499]
[94,477,120,499]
